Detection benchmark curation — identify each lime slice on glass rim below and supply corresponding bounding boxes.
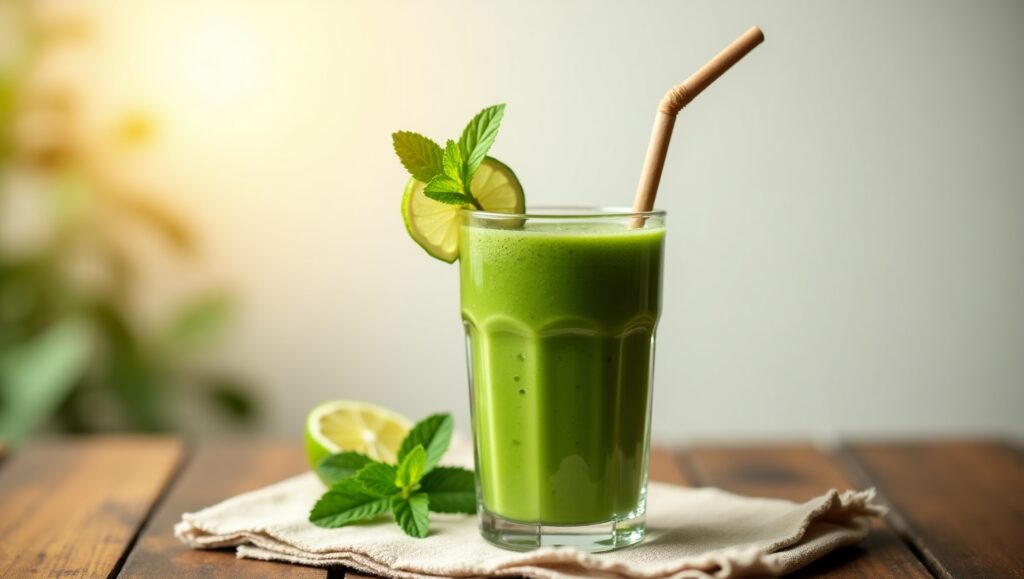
[402,156,524,263]
[304,400,412,472]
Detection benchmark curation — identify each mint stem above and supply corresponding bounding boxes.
[464,183,484,210]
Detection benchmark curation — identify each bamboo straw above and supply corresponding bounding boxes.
[630,26,764,227]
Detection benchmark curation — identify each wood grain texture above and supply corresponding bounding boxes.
[118,440,326,579]
[847,441,1024,579]
[684,444,930,578]
[648,445,694,486]
[0,436,183,578]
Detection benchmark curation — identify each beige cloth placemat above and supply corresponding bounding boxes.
[175,468,883,579]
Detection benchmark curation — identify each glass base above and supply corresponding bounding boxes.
[478,508,646,553]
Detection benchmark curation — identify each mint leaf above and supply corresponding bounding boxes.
[309,478,391,528]
[356,462,400,497]
[392,493,430,538]
[424,190,474,205]
[424,176,473,205]
[393,131,444,182]
[423,175,463,195]
[419,467,476,514]
[316,452,375,487]
[396,444,427,488]
[398,413,454,474]
[442,139,464,185]
[458,104,505,178]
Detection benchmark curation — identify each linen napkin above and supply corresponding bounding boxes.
[175,440,883,579]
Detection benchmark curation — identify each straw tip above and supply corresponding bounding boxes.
[748,26,765,42]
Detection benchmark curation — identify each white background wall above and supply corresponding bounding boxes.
[86,0,1023,441]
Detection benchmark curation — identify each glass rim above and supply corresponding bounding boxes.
[459,205,666,220]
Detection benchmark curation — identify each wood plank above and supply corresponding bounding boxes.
[846,441,1024,579]
[648,445,695,486]
[0,436,183,578]
[118,440,326,579]
[685,444,930,578]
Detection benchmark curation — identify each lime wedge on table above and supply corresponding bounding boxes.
[304,400,412,472]
[402,156,524,263]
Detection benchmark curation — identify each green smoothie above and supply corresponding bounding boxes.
[459,218,664,525]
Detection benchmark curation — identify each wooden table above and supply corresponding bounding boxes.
[0,439,1020,578]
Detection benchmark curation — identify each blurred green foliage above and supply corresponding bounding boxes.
[0,0,258,444]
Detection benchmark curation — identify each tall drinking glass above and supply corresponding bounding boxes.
[458,207,665,552]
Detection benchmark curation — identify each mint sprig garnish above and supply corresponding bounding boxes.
[356,462,402,497]
[309,413,475,539]
[392,131,445,183]
[398,412,454,471]
[418,467,476,513]
[309,478,391,528]
[392,493,431,539]
[316,452,373,486]
[392,104,506,209]
[459,104,505,178]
